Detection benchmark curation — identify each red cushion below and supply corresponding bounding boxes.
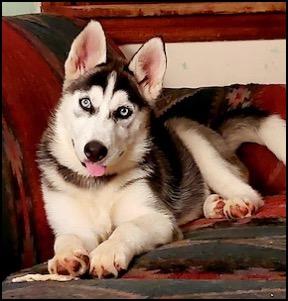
[238,85,286,196]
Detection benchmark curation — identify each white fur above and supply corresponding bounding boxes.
[48,234,89,275]
[43,167,174,277]
[89,210,173,278]
[221,122,262,152]
[51,73,150,177]
[258,114,286,165]
[64,20,107,81]
[168,119,264,209]
[203,194,256,219]
[128,37,167,103]
[221,114,286,166]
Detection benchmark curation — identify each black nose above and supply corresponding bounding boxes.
[84,141,108,162]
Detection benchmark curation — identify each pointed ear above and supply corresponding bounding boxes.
[128,37,167,104]
[64,20,106,81]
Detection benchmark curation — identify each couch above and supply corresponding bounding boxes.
[2,14,286,298]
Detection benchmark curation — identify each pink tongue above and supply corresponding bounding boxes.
[85,162,106,177]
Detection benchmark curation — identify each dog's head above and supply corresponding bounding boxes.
[51,20,167,177]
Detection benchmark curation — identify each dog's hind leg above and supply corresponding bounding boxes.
[219,114,286,165]
[168,118,264,219]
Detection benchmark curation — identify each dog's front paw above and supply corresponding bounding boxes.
[48,249,89,277]
[203,194,226,218]
[204,194,264,219]
[89,240,133,278]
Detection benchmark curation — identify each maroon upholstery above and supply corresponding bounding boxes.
[238,85,286,196]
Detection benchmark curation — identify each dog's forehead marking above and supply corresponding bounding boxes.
[104,71,117,102]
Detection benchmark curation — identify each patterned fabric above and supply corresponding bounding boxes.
[2,14,286,297]
[2,278,286,299]
[3,207,286,298]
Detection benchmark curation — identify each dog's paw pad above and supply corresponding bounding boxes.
[90,266,111,279]
[90,264,118,279]
[114,261,123,272]
[89,241,131,279]
[223,197,257,219]
[203,194,226,218]
[48,250,89,277]
[204,195,262,220]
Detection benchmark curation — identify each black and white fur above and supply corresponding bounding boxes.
[37,21,286,278]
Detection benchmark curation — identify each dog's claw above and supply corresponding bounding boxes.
[204,194,262,219]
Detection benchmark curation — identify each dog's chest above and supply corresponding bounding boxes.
[45,167,151,247]
[72,184,116,226]
[47,182,119,246]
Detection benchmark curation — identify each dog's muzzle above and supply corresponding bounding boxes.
[84,140,108,162]
[82,140,108,177]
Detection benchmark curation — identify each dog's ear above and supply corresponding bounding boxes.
[128,37,167,104]
[64,20,106,81]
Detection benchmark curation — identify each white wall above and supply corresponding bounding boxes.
[120,39,286,88]
[2,2,40,16]
[2,2,286,88]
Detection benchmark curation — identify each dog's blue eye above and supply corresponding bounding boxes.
[79,98,92,111]
[115,106,132,119]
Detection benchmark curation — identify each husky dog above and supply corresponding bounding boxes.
[37,20,286,278]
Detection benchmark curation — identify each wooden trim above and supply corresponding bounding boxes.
[41,2,72,8]
[41,2,286,44]
[68,13,286,44]
[41,2,286,18]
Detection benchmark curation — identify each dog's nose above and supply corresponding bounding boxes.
[84,141,108,162]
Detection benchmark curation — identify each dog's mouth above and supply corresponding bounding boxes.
[81,161,106,177]
[80,150,125,177]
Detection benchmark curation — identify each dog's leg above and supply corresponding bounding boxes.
[258,115,286,165]
[169,119,264,219]
[220,114,286,165]
[89,182,178,278]
[48,234,90,276]
[42,188,109,276]
[89,212,176,278]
